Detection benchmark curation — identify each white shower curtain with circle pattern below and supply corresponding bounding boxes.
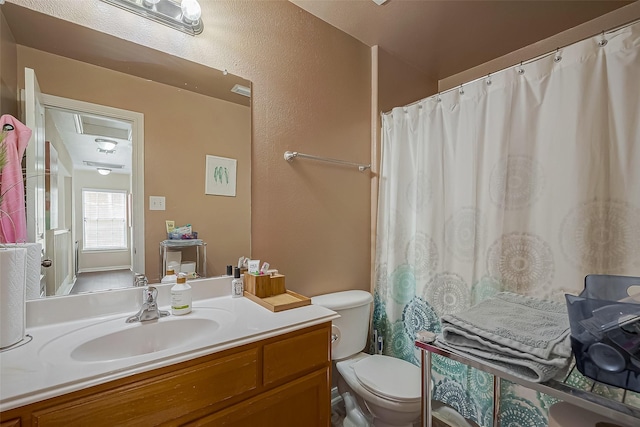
[375,22,640,427]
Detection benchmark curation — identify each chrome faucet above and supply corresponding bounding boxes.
[133,273,148,287]
[126,286,170,323]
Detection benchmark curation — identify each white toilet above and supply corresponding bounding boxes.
[312,290,422,427]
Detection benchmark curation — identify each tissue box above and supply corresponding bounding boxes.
[244,273,286,298]
[565,274,640,392]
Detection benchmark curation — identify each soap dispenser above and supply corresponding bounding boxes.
[171,273,192,315]
[161,269,177,284]
[231,267,244,298]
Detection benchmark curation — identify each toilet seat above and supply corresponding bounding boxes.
[352,355,421,403]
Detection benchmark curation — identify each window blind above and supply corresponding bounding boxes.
[82,189,127,250]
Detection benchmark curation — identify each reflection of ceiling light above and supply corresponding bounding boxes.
[231,84,251,98]
[83,161,125,169]
[99,0,204,36]
[97,168,112,176]
[95,138,118,151]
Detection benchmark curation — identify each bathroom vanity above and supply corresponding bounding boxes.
[0,277,338,426]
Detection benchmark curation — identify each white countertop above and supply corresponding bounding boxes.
[0,277,338,412]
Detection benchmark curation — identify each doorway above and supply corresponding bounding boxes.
[40,94,145,295]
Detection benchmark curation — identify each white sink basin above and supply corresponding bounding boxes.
[39,308,235,363]
[71,318,218,362]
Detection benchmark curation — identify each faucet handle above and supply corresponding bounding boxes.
[145,286,158,303]
[134,273,148,287]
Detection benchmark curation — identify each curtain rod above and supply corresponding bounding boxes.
[382,17,640,116]
[284,151,371,172]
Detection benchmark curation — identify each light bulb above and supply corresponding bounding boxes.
[97,168,112,176]
[181,0,201,24]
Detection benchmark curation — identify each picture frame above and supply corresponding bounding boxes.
[205,155,237,197]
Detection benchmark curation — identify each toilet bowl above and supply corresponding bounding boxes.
[312,291,421,427]
[337,353,421,427]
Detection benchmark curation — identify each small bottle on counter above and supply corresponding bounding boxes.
[161,269,177,284]
[231,267,244,298]
[226,265,233,276]
[171,273,192,315]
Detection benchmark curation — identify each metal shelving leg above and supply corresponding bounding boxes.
[493,375,501,427]
[422,350,432,427]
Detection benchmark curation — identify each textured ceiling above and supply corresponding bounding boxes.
[291,0,632,81]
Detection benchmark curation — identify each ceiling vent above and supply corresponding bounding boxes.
[74,114,132,141]
[231,84,251,98]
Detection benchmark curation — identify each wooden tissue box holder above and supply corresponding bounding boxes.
[244,273,286,298]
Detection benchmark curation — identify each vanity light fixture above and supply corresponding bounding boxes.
[99,0,204,36]
[97,168,112,176]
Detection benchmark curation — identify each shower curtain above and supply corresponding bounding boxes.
[375,22,640,427]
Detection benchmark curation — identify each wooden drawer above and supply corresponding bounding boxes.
[263,326,330,386]
[32,348,258,426]
[0,418,20,427]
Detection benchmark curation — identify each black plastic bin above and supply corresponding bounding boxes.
[565,274,640,392]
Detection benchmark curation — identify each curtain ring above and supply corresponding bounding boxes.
[486,74,492,86]
[554,48,562,63]
[517,61,525,75]
[598,31,608,47]
[459,85,464,95]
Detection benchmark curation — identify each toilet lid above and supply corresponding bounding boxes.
[352,355,421,402]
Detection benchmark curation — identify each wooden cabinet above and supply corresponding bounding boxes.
[0,322,331,427]
[190,369,329,427]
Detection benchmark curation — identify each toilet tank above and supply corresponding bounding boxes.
[312,290,373,360]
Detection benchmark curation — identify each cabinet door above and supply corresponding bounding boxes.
[191,368,330,427]
[263,326,330,386]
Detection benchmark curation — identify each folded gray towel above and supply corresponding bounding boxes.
[438,292,572,382]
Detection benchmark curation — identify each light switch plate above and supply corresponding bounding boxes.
[149,196,166,211]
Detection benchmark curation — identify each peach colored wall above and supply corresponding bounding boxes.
[9,1,372,296]
[439,1,640,91]
[16,46,251,282]
[378,48,436,114]
[0,10,17,117]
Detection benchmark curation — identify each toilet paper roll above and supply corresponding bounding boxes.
[16,243,42,300]
[0,247,27,349]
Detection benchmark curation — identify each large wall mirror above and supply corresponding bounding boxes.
[1,3,252,298]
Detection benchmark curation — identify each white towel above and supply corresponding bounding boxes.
[438,292,571,383]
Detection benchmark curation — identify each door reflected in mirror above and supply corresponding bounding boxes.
[2,3,252,298]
